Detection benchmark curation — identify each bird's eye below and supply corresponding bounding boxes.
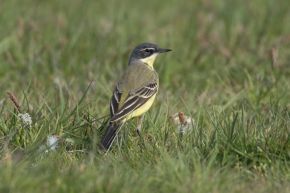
[144,48,154,53]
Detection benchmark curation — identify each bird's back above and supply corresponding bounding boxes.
[118,63,159,94]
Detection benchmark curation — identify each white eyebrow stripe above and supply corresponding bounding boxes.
[140,48,155,51]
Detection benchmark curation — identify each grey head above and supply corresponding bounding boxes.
[129,42,171,63]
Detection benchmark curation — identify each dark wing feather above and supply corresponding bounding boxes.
[110,82,158,122]
[110,85,121,117]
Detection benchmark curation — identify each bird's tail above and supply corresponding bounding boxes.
[100,123,121,151]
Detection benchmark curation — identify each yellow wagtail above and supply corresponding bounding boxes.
[100,43,171,150]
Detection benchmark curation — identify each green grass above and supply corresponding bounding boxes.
[0,0,290,192]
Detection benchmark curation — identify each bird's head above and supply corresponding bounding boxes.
[129,43,171,67]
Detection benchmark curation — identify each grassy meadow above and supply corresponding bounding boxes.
[0,0,290,192]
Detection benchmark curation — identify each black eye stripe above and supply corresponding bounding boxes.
[137,47,156,58]
[146,49,153,54]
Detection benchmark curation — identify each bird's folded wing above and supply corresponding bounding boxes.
[110,86,121,117]
[109,82,158,122]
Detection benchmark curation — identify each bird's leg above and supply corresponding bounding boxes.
[136,115,146,150]
[136,115,144,137]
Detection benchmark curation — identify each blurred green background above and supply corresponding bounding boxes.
[0,0,290,192]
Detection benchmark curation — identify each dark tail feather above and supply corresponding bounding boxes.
[100,123,121,151]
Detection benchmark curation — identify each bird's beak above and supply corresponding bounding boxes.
[157,48,172,53]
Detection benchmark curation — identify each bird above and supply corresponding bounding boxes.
[100,42,171,151]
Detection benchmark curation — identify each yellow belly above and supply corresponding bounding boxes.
[125,94,156,121]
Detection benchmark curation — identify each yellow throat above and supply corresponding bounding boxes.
[139,53,158,69]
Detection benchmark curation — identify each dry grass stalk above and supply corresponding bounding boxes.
[7,92,21,113]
